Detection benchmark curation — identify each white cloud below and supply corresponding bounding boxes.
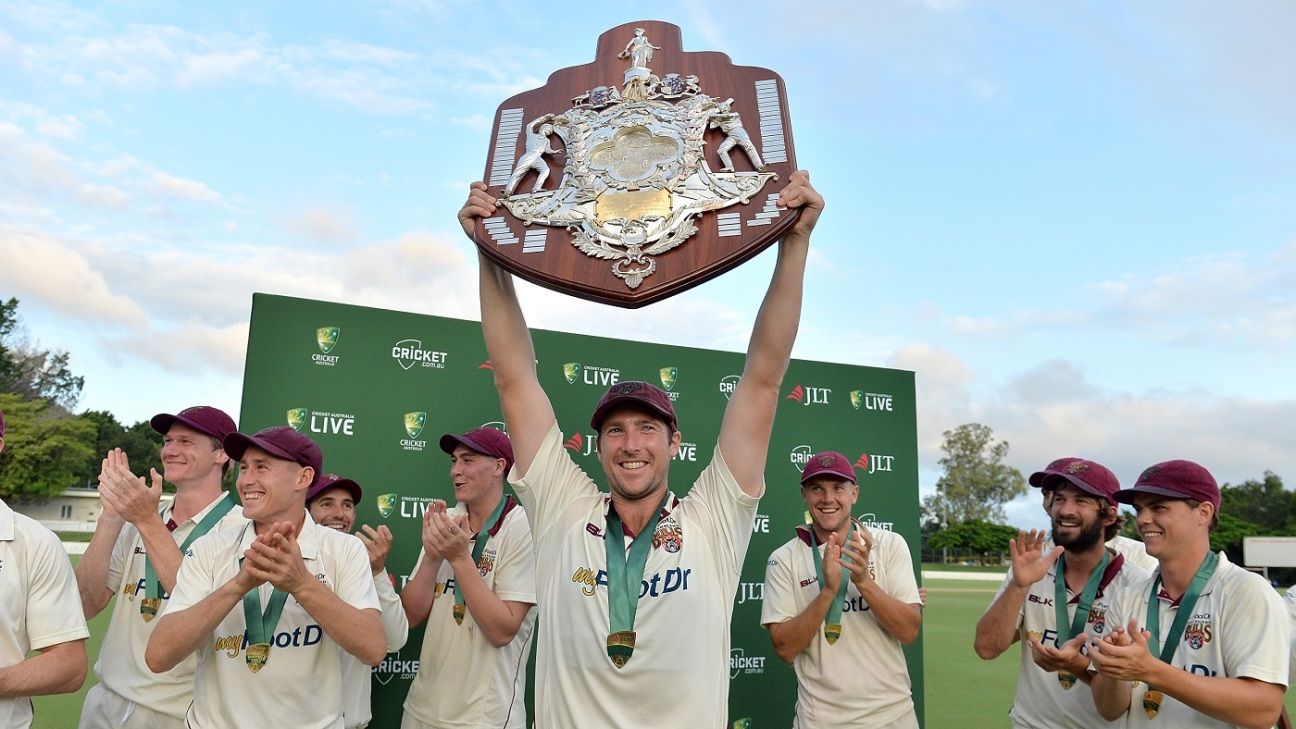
[283,206,361,246]
[0,228,148,327]
[153,171,222,204]
[103,319,249,375]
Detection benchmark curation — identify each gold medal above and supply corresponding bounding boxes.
[1057,672,1076,689]
[606,630,637,668]
[452,603,465,625]
[1143,688,1163,719]
[824,623,842,645]
[246,643,270,673]
[140,597,162,623]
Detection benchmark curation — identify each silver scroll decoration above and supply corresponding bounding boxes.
[499,27,778,290]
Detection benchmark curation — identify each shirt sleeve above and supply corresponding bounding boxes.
[509,423,599,543]
[878,530,921,605]
[373,571,409,652]
[1221,571,1290,686]
[680,445,758,577]
[760,545,799,626]
[491,511,537,605]
[25,526,90,650]
[105,524,136,593]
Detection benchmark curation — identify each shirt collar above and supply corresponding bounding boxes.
[238,511,321,560]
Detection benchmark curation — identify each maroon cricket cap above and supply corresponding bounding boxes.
[150,406,237,443]
[589,380,678,433]
[1115,459,1220,511]
[306,473,362,505]
[439,427,514,473]
[223,426,324,486]
[800,451,857,485]
[1029,457,1120,507]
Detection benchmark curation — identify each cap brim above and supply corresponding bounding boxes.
[1114,484,1191,505]
[590,396,676,431]
[308,479,362,504]
[1036,473,1115,505]
[223,432,297,464]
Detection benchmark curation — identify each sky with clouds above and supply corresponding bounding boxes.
[2,0,1293,530]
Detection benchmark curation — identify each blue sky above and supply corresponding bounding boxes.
[2,0,1293,530]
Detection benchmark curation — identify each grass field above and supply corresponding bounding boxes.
[27,569,1296,728]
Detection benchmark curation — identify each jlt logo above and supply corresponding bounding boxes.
[785,384,830,405]
[850,390,893,412]
[564,432,596,456]
[855,453,895,474]
[286,408,355,436]
[737,582,764,604]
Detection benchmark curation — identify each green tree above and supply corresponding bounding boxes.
[79,410,164,487]
[928,519,1020,555]
[1219,472,1291,532]
[922,423,1026,525]
[0,393,97,500]
[0,297,85,411]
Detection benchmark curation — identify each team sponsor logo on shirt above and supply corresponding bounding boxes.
[373,649,420,686]
[1184,618,1213,649]
[124,578,171,600]
[286,407,356,437]
[1088,605,1109,635]
[652,519,683,553]
[737,582,763,605]
[477,548,497,577]
[729,648,766,679]
[784,383,830,406]
[401,411,428,452]
[850,389,893,412]
[571,566,692,598]
[313,326,341,366]
[213,626,324,658]
[562,362,621,386]
[718,374,741,400]
[391,338,447,370]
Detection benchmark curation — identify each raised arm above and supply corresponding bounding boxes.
[718,170,823,496]
[462,183,556,474]
[974,529,1060,659]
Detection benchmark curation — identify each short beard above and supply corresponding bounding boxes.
[1053,517,1104,552]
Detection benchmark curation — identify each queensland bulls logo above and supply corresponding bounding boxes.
[1087,605,1108,635]
[652,521,684,553]
[1184,620,1212,650]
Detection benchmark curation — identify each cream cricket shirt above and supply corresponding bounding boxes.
[402,501,536,729]
[761,526,922,728]
[94,494,247,718]
[0,499,90,729]
[162,515,380,729]
[341,571,408,729]
[1120,553,1289,729]
[989,551,1149,729]
[511,424,758,729]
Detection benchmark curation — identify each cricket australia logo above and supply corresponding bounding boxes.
[499,28,778,290]
[316,326,339,354]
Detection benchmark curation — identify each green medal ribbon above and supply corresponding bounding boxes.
[141,492,236,623]
[809,522,857,645]
[240,574,290,673]
[452,495,511,626]
[604,491,671,669]
[1051,549,1110,688]
[1141,551,1219,719]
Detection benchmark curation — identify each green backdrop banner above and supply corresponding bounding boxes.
[238,293,922,728]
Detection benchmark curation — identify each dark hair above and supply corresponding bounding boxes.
[1102,505,1122,542]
